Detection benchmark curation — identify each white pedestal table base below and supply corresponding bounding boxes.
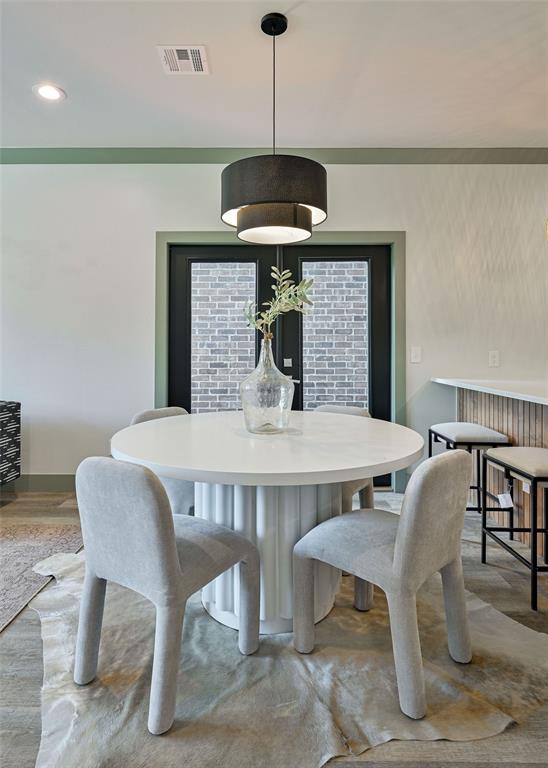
[194,482,342,634]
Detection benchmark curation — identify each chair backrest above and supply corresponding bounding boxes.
[315,404,370,418]
[76,457,182,604]
[131,406,188,426]
[393,451,472,588]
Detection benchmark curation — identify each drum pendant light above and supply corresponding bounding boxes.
[221,12,327,245]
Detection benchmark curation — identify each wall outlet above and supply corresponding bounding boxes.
[488,350,500,367]
[410,346,422,364]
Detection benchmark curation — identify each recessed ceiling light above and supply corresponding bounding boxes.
[32,83,67,102]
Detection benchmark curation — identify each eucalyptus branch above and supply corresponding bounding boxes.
[244,266,313,338]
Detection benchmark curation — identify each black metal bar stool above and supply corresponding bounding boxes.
[428,422,511,512]
[482,447,548,610]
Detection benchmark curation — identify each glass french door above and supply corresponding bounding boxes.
[280,245,391,424]
[169,246,275,412]
[168,244,391,429]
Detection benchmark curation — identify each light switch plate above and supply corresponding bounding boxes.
[488,350,500,367]
[410,346,422,364]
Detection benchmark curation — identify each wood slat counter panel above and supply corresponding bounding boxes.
[457,389,548,557]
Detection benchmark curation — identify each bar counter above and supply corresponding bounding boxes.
[432,378,547,557]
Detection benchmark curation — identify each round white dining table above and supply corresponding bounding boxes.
[111,411,424,634]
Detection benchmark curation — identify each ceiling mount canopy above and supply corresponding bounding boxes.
[221,12,327,245]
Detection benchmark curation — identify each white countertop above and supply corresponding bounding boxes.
[432,378,548,406]
[111,411,424,486]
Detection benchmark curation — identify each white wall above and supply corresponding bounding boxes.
[1,163,546,475]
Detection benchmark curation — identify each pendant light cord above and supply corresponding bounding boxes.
[272,29,276,155]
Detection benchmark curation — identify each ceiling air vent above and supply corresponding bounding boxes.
[157,45,209,75]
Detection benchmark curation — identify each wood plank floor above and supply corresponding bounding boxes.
[0,492,547,767]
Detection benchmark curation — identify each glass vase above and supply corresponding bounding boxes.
[240,336,295,434]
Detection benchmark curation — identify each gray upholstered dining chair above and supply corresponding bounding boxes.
[131,407,194,516]
[74,457,260,735]
[315,404,374,512]
[315,404,375,610]
[293,450,473,720]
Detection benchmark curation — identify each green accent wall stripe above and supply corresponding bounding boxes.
[1,147,547,165]
[4,474,76,493]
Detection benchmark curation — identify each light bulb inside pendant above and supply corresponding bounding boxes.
[237,203,312,244]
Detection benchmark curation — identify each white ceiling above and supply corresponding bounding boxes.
[1,0,547,148]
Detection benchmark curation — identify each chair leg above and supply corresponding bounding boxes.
[354,577,374,611]
[292,550,316,654]
[530,482,538,611]
[74,571,107,685]
[440,559,472,663]
[148,603,185,735]
[475,448,482,512]
[358,481,374,510]
[542,488,548,565]
[238,553,260,655]
[481,454,488,563]
[341,485,354,515]
[386,591,426,719]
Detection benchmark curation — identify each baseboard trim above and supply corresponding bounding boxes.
[2,474,76,493]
